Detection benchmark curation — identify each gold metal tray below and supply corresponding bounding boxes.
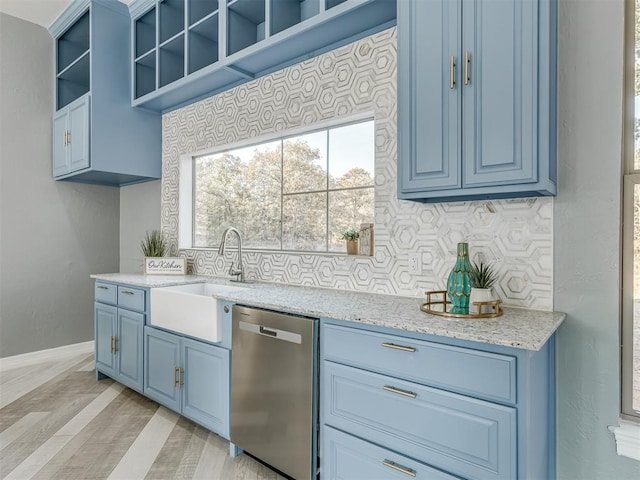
[420,290,503,319]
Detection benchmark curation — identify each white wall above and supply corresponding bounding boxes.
[555,0,640,477]
[0,13,120,358]
[119,180,161,273]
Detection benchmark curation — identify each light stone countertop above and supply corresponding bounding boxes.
[91,273,566,351]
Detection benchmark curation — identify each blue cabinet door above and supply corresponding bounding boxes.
[95,303,116,377]
[144,327,181,412]
[68,95,90,173]
[116,309,144,393]
[397,0,461,194]
[461,0,538,187]
[53,109,68,176]
[181,338,230,438]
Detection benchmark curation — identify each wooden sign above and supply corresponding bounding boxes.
[144,257,186,275]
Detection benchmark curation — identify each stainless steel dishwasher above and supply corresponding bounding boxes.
[231,305,318,480]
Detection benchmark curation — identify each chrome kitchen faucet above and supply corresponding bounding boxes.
[218,227,245,283]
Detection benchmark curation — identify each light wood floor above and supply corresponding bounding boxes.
[0,353,286,480]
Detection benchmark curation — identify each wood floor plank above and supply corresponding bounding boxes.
[107,406,179,480]
[0,412,50,451]
[0,354,92,409]
[76,360,95,372]
[3,383,124,480]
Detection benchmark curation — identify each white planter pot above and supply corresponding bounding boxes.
[469,288,494,313]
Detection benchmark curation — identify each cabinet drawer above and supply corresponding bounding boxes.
[323,362,516,480]
[118,286,145,312]
[323,426,459,480]
[95,282,117,305]
[323,324,516,404]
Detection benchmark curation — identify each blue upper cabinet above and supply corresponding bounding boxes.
[49,0,161,186]
[397,0,557,202]
[129,0,397,112]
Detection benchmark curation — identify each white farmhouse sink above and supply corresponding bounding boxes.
[150,283,249,342]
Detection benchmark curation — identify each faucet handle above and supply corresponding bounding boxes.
[228,262,235,275]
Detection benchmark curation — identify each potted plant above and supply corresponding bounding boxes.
[341,229,360,255]
[140,230,166,258]
[469,261,498,311]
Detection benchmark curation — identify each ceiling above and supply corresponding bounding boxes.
[0,0,130,28]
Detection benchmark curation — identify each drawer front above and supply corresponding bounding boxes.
[95,282,117,305]
[323,362,516,480]
[323,323,516,404]
[117,286,146,312]
[323,426,460,480]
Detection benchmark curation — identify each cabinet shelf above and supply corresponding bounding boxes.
[159,34,185,87]
[136,50,157,98]
[227,0,266,56]
[189,0,218,26]
[326,0,348,9]
[136,7,156,57]
[57,50,90,110]
[160,0,185,44]
[188,13,219,74]
[57,10,90,74]
[271,0,319,36]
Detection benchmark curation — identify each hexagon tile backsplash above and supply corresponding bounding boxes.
[161,27,553,311]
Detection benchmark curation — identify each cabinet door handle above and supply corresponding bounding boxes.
[464,50,470,85]
[63,130,67,146]
[174,366,180,388]
[450,55,456,89]
[179,368,184,388]
[382,460,416,477]
[110,336,114,354]
[383,385,417,398]
[97,285,109,290]
[113,336,118,353]
[121,290,135,295]
[66,130,70,145]
[381,342,416,353]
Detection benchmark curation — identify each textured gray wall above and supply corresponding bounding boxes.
[0,13,120,358]
[555,0,640,478]
[119,181,161,274]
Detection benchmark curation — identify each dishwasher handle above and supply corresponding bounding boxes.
[238,320,302,344]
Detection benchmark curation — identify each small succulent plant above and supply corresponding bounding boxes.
[140,230,166,257]
[470,261,497,289]
[341,229,360,242]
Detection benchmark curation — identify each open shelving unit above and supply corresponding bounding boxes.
[56,10,90,109]
[130,0,397,111]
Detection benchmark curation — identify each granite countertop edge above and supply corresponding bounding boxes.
[91,273,566,351]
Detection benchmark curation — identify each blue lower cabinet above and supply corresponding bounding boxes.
[95,302,144,392]
[144,326,181,411]
[95,303,116,377]
[116,309,144,392]
[322,361,516,480]
[182,338,230,438]
[144,327,230,439]
[323,426,460,480]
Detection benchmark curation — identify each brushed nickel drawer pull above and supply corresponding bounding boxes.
[383,385,417,398]
[382,460,416,477]
[464,50,470,85]
[174,367,180,388]
[381,342,416,353]
[110,336,114,354]
[450,55,456,89]
[179,368,184,388]
[97,285,109,290]
[121,290,135,295]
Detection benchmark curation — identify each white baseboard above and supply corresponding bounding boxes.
[0,341,94,372]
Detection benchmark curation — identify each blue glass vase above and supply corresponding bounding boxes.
[446,242,472,314]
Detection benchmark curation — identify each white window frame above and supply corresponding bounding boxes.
[178,112,375,252]
[614,0,640,462]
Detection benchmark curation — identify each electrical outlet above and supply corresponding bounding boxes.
[409,253,422,275]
